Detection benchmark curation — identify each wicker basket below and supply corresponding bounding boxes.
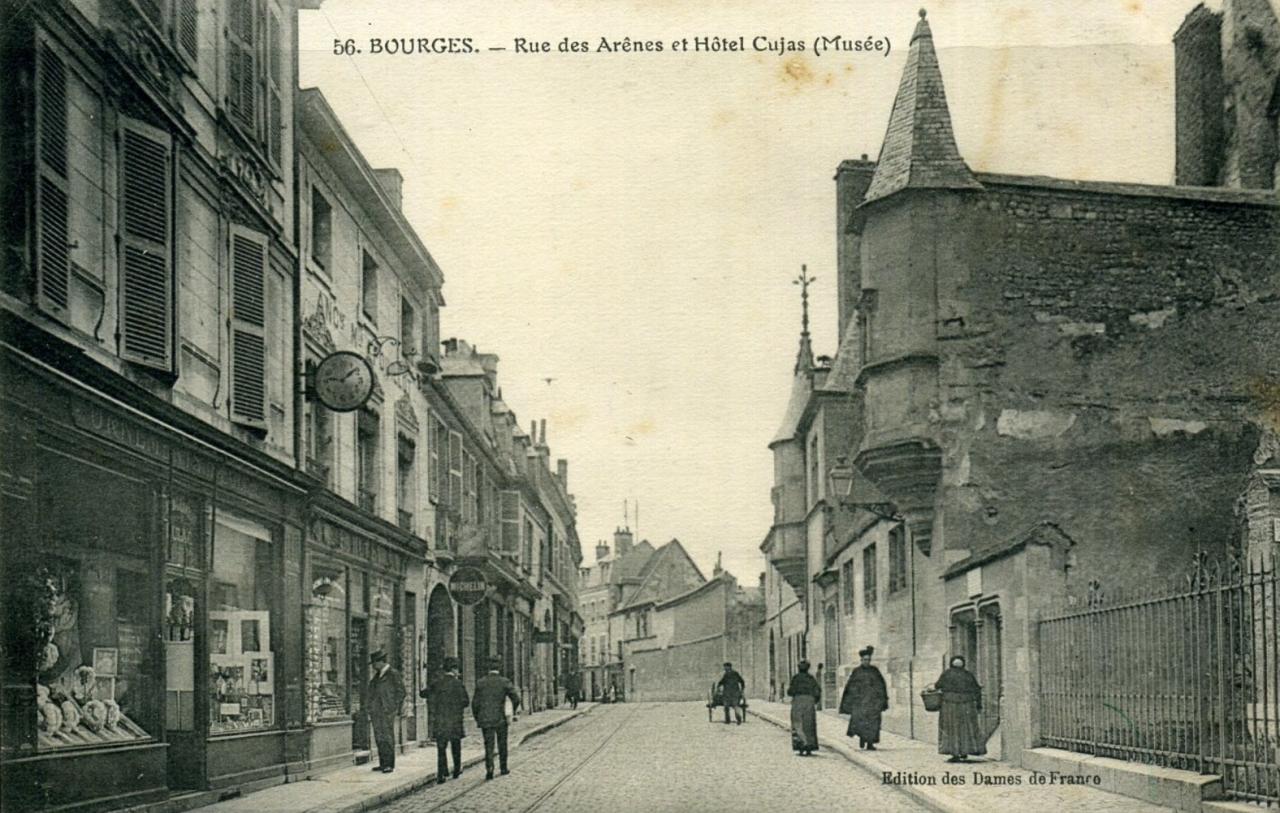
[920,688,942,712]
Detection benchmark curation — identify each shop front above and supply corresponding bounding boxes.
[302,501,425,773]
[0,349,306,811]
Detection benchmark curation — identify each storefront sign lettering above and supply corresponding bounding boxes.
[449,566,489,606]
[71,402,168,461]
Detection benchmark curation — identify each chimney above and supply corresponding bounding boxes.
[557,459,568,489]
[613,527,634,558]
[595,540,610,562]
[373,168,404,210]
[539,419,547,447]
[758,572,766,591]
[712,551,723,578]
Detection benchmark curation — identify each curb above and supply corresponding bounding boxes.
[323,706,595,813]
[747,707,982,813]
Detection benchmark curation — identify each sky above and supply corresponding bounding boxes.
[298,1,1196,583]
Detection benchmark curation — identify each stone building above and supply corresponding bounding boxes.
[576,527,653,699]
[764,6,1280,775]
[0,0,303,807]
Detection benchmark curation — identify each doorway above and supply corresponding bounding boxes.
[822,603,840,708]
[950,603,1003,745]
[350,616,369,752]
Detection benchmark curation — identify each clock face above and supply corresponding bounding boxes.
[313,351,375,412]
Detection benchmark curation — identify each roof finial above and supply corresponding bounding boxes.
[793,264,815,338]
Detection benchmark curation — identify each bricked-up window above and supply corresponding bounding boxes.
[841,559,855,615]
[119,116,176,372]
[310,189,332,270]
[357,410,379,512]
[229,226,268,427]
[361,250,379,324]
[862,544,878,610]
[34,42,70,321]
[888,526,908,594]
[226,0,258,132]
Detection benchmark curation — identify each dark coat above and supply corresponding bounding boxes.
[367,666,405,723]
[472,672,521,729]
[422,672,469,742]
[564,673,581,696]
[839,665,888,742]
[786,671,821,702]
[935,666,986,757]
[716,669,746,706]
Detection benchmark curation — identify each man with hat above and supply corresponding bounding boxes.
[714,662,746,724]
[839,645,889,750]
[471,657,522,780]
[367,649,405,772]
[420,657,468,784]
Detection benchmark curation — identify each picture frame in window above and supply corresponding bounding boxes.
[247,653,274,696]
[92,647,119,677]
[239,611,270,654]
[93,675,116,701]
[209,611,238,656]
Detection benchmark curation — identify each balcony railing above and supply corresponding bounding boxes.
[357,488,376,512]
[397,509,414,533]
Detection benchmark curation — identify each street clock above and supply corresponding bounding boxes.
[310,351,375,412]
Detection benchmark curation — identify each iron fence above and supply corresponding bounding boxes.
[1039,552,1279,806]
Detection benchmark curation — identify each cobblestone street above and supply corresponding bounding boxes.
[377,703,928,812]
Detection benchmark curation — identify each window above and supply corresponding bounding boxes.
[229,225,268,427]
[888,526,908,594]
[119,115,175,371]
[226,0,257,132]
[33,43,70,321]
[310,189,332,270]
[447,431,462,515]
[423,299,440,362]
[428,416,445,503]
[396,436,415,532]
[862,544,878,610]
[400,297,416,355]
[134,0,200,64]
[522,518,534,568]
[809,435,820,507]
[841,559,855,615]
[210,517,275,733]
[305,397,333,484]
[307,560,348,721]
[361,251,379,324]
[265,11,284,165]
[499,491,521,556]
[357,411,379,512]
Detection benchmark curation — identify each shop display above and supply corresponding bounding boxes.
[208,611,275,732]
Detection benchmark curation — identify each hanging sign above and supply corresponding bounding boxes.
[449,566,489,606]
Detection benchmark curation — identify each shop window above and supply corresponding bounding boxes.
[306,562,348,722]
[369,575,397,672]
[209,522,275,733]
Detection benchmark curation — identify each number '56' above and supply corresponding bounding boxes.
[333,39,358,55]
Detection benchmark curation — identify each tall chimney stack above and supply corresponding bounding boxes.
[556,459,568,489]
[595,540,610,562]
[613,526,634,558]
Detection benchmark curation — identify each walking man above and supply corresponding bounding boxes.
[367,650,405,773]
[839,646,889,750]
[715,662,746,724]
[472,657,522,780]
[564,671,581,709]
[421,657,468,784]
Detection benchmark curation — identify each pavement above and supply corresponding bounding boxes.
[747,700,1178,813]
[378,701,928,813]
[196,704,592,813]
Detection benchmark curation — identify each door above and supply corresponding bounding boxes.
[350,616,369,751]
[164,572,204,789]
[976,604,1003,741]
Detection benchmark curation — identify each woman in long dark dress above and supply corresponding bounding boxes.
[932,655,986,762]
[787,660,821,756]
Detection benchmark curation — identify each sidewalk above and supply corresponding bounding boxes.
[748,701,1173,813]
[195,704,593,813]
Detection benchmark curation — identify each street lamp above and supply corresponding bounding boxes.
[826,455,903,523]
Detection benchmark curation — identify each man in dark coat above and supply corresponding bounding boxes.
[839,645,889,750]
[472,657,522,779]
[367,650,405,773]
[715,662,746,724]
[564,671,581,709]
[420,657,469,784]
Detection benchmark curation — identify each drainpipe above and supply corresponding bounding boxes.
[909,523,918,739]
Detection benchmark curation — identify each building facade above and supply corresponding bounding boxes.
[763,6,1280,775]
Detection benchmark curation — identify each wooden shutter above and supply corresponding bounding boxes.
[266,11,283,163]
[428,415,441,502]
[229,226,268,427]
[176,0,199,63]
[118,116,174,369]
[227,0,256,131]
[500,491,520,555]
[34,43,70,318]
[448,431,462,514]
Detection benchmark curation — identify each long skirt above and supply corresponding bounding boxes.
[790,695,818,752]
[847,708,882,744]
[937,696,986,757]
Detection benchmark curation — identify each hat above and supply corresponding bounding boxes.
[859,646,875,658]
[723,662,733,668]
[487,657,502,672]
[370,650,387,664]
[798,660,811,672]
[442,656,459,672]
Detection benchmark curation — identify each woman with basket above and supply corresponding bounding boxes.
[924,655,986,763]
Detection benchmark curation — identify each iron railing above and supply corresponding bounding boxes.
[1039,552,1278,806]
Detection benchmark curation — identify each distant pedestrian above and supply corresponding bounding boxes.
[931,655,986,763]
[840,646,889,750]
[715,662,746,724]
[472,657,522,780]
[564,671,581,709]
[787,660,821,755]
[367,650,405,773]
[420,657,468,784]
